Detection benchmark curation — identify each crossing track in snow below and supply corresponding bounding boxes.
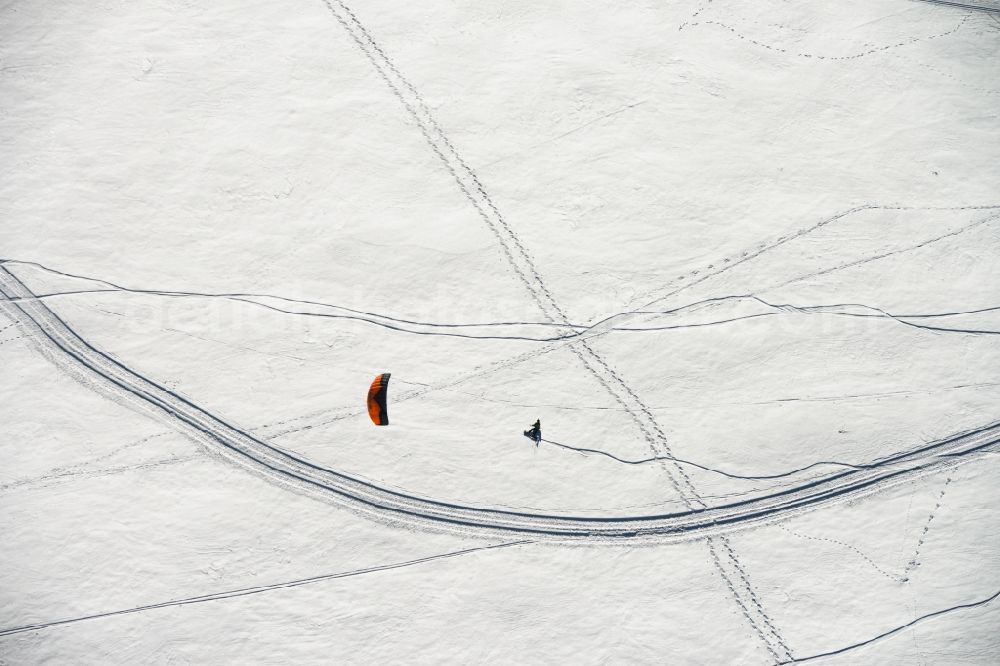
[3,264,999,540]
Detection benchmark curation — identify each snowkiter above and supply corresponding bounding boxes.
[524,419,541,446]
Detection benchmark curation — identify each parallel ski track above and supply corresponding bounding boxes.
[3,265,997,540]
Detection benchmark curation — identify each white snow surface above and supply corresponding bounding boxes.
[2,0,999,663]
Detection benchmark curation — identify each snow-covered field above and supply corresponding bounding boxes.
[2,0,999,663]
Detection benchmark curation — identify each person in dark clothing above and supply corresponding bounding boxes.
[524,419,541,446]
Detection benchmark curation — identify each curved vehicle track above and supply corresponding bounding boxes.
[2,265,997,540]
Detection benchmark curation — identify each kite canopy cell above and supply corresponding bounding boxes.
[367,373,391,426]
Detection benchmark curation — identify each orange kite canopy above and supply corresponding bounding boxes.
[367,373,391,426]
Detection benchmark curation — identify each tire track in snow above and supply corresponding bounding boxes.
[0,540,530,638]
[11,259,1000,341]
[776,587,1000,664]
[634,204,1000,312]
[761,212,1000,293]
